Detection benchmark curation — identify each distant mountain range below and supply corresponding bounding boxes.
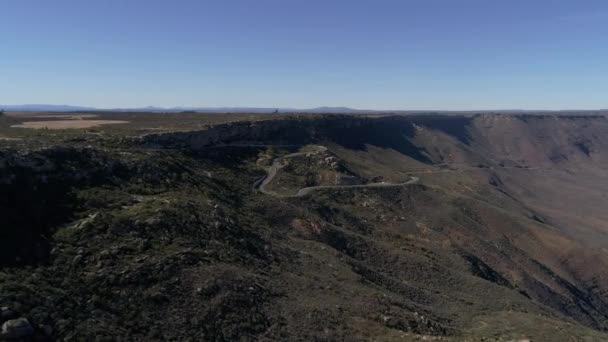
[0,104,369,113]
[1,104,606,114]
[1,104,97,112]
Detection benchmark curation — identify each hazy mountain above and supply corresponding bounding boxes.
[3,104,607,116]
[0,104,96,112]
[0,104,364,113]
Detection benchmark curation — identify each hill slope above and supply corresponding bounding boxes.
[2,113,608,341]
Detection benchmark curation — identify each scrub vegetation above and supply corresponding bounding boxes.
[2,111,608,341]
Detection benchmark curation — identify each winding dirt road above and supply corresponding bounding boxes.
[255,145,419,198]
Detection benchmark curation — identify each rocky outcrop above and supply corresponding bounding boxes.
[1,318,34,340]
[140,114,608,168]
[140,115,430,161]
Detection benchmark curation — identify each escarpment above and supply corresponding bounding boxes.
[3,113,608,341]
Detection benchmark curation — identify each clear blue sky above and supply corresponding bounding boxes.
[2,0,608,110]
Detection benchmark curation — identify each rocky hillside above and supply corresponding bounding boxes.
[2,113,608,341]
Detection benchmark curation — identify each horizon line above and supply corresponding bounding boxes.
[2,104,608,113]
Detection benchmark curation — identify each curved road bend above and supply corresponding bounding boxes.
[255,145,419,198]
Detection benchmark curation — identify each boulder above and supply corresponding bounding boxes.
[1,318,34,339]
[0,307,17,323]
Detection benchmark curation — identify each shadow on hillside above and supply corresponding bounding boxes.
[318,115,474,163]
